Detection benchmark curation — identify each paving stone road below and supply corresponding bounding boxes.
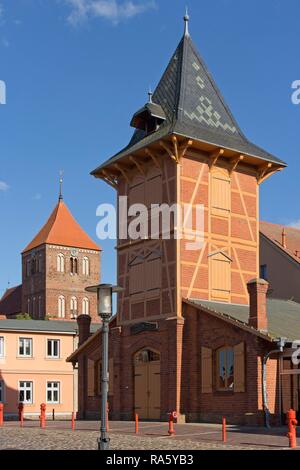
[0,425,291,450]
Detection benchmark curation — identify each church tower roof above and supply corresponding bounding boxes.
[92,15,286,178]
[23,199,100,253]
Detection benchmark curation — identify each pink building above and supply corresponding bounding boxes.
[0,319,99,419]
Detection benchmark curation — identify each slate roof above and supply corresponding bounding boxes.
[0,319,101,334]
[187,298,300,342]
[92,28,286,175]
[260,221,300,265]
[23,199,100,253]
[0,285,22,316]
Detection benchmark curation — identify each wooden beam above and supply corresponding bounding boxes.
[179,139,193,160]
[257,162,272,184]
[114,163,130,183]
[145,148,162,171]
[171,135,179,163]
[229,155,244,175]
[208,148,224,170]
[129,156,145,176]
[99,170,118,189]
[159,141,177,162]
[258,168,282,185]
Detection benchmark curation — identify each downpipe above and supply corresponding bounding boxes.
[262,338,286,429]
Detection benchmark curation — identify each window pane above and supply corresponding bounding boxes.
[19,390,24,402]
[47,340,52,356]
[217,351,226,389]
[0,337,4,356]
[19,340,24,355]
[227,349,234,389]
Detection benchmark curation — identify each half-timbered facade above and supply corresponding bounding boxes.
[67,16,300,425]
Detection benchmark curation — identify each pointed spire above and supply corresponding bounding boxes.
[183,6,190,36]
[59,170,63,201]
[148,87,153,103]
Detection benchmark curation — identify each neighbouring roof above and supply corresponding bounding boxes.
[0,319,101,334]
[0,285,22,316]
[186,298,300,342]
[260,221,300,264]
[23,199,100,253]
[92,25,286,175]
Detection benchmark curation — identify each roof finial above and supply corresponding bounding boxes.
[59,170,63,201]
[148,87,153,103]
[184,6,190,36]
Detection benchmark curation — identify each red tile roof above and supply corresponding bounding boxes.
[23,200,100,253]
[0,285,22,316]
[260,221,300,264]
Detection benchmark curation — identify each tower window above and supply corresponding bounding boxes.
[57,253,65,273]
[70,257,78,275]
[58,295,65,318]
[83,257,90,276]
[260,264,267,280]
[82,297,89,315]
[70,296,78,318]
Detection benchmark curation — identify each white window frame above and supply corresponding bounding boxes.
[57,253,65,273]
[47,339,60,359]
[0,336,4,357]
[19,381,33,404]
[82,297,89,315]
[83,257,90,276]
[18,337,33,358]
[46,381,60,404]
[58,295,65,318]
[0,380,4,403]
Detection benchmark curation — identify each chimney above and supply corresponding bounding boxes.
[247,278,269,331]
[282,227,287,249]
[77,314,91,346]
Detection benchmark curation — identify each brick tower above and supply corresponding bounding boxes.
[89,15,286,421]
[21,189,101,322]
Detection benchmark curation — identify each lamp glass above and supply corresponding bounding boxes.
[98,286,112,316]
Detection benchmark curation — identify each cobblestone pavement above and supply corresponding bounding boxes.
[0,421,296,450]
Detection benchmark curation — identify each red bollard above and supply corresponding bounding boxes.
[40,403,46,429]
[135,413,139,434]
[0,403,3,426]
[168,411,177,436]
[71,412,75,431]
[287,409,297,449]
[18,403,24,427]
[222,417,227,443]
[106,402,109,432]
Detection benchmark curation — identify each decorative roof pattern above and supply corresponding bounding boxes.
[92,26,286,175]
[23,200,100,253]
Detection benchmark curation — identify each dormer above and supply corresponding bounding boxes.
[130,92,166,134]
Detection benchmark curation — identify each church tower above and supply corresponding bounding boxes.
[21,187,101,322]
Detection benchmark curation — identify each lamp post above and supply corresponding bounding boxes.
[85,283,122,450]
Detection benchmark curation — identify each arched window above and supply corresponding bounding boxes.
[70,296,78,317]
[70,257,78,275]
[58,295,65,318]
[57,253,65,273]
[134,349,160,364]
[26,259,31,277]
[38,296,42,319]
[38,254,42,272]
[27,298,31,315]
[216,347,234,391]
[82,297,89,315]
[31,258,36,275]
[32,297,36,317]
[83,257,89,276]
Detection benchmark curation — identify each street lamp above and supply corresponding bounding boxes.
[85,283,123,450]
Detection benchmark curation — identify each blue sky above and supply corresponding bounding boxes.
[0,0,299,296]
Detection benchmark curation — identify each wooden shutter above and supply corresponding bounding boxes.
[129,262,144,294]
[201,347,213,393]
[145,258,161,291]
[211,167,230,217]
[145,176,162,207]
[87,359,95,397]
[108,358,114,396]
[211,252,231,301]
[234,342,245,393]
